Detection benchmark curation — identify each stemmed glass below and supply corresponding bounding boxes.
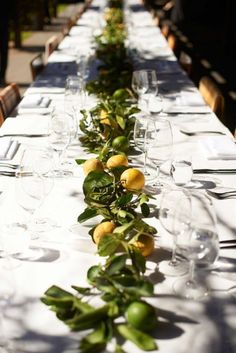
[131,70,148,108]
[145,117,173,187]
[48,107,74,178]
[133,113,151,177]
[174,191,219,299]
[158,187,191,276]
[141,70,159,113]
[15,161,45,241]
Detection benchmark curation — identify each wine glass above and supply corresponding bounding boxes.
[140,70,159,113]
[174,191,219,299]
[158,187,191,276]
[15,165,45,241]
[48,107,74,178]
[131,70,148,108]
[145,117,173,188]
[19,147,56,233]
[133,113,151,177]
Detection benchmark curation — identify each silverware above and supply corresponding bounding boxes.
[206,189,236,199]
[0,163,19,169]
[220,239,236,244]
[0,171,16,177]
[0,133,49,138]
[193,168,236,174]
[180,129,226,136]
[220,245,236,249]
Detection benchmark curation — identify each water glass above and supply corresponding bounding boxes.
[171,155,193,186]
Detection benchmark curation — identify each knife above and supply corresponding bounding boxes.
[0,171,16,177]
[193,169,236,174]
[0,133,49,138]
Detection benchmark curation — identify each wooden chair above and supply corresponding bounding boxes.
[30,53,45,80]
[167,33,180,58]
[62,15,77,37]
[44,35,59,63]
[0,107,4,127]
[0,83,21,119]
[199,76,225,123]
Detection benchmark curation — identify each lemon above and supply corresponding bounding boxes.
[126,301,157,331]
[112,136,130,152]
[106,154,129,169]
[83,158,104,176]
[99,109,111,125]
[120,168,145,191]
[132,233,155,257]
[93,221,116,245]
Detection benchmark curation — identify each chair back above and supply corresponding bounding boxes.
[30,53,44,80]
[167,33,180,57]
[0,106,4,127]
[45,35,59,62]
[199,76,225,122]
[0,83,21,119]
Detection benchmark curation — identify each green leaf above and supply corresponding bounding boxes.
[75,159,87,165]
[130,247,146,274]
[116,115,126,130]
[141,203,150,217]
[87,265,102,285]
[43,285,73,299]
[114,220,134,234]
[71,286,91,295]
[106,254,128,275]
[117,324,157,351]
[115,193,133,207]
[65,305,109,331]
[78,207,98,223]
[83,171,113,196]
[98,234,122,256]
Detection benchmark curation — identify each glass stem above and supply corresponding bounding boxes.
[143,149,148,175]
[170,236,178,266]
[189,260,195,283]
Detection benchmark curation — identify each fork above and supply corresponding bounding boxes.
[179,129,226,136]
[206,189,236,199]
[0,163,19,169]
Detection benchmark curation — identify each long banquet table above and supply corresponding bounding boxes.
[0,0,236,352]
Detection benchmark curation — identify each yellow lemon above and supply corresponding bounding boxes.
[106,154,129,169]
[120,168,145,191]
[93,221,116,245]
[100,109,111,125]
[132,234,155,257]
[83,158,104,176]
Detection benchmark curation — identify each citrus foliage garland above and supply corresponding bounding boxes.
[41,1,159,352]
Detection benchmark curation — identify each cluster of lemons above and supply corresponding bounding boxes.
[82,155,154,257]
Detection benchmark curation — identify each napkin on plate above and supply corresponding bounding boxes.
[0,137,19,160]
[199,136,236,160]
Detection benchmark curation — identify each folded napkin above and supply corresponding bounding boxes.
[18,95,51,109]
[26,87,65,95]
[0,137,12,158]
[0,137,19,160]
[199,136,236,160]
[0,116,49,136]
[163,92,211,114]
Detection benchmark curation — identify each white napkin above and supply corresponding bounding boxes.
[0,116,49,136]
[0,138,19,160]
[164,92,211,114]
[199,136,236,160]
[0,137,12,158]
[18,95,51,109]
[26,87,65,95]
